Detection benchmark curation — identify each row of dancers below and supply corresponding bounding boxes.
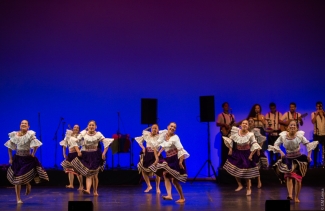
[4,120,189,204]
[221,119,318,203]
[4,113,320,204]
[217,101,325,167]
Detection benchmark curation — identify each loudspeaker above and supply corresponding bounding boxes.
[141,98,157,124]
[199,96,215,122]
[68,201,93,211]
[265,200,290,211]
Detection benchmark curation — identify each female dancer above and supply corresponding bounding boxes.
[60,124,83,190]
[71,120,113,196]
[247,104,267,136]
[248,117,268,188]
[135,124,163,193]
[268,120,318,203]
[4,120,49,203]
[223,120,261,196]
[149,122,190,203]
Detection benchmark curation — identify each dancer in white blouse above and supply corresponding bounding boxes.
[60,124,83,190]
[248,117,268,189]
[268,120,318,203]
[71,120,113,196]
[4,120,49,203]
[149,122,190,203]
[135,124,163,193]
[223,120,261,196]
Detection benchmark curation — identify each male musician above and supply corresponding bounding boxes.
[216,102,236,167]
[311,101,325,168]
[280,102,304,128]
[264,102,282,165]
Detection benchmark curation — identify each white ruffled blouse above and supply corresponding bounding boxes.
[135,129,167,150]
[251,128,266,147]
[59,129,81,149]
[223,127,261,151]
[268,131,318,153]
[4,130,42,150]
[77,130,114,150]
[156,130,190,159]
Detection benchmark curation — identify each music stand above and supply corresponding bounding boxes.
[191,96,218,183]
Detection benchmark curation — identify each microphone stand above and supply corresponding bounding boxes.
[53,118,63,169]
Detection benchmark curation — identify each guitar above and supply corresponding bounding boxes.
[221,119,235,136]
[279,113,308,131]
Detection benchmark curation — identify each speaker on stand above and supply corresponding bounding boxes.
[141,98,158,125]
[191,96,218,183]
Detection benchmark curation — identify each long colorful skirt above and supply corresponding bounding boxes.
[137,148,163,175]
[149,154,187,183]
[272,154,309,183]
[7,155,49,185]
[61,152,80,175]
[71,149,105,177]
[253,149,269,169]
[223,148,260,179]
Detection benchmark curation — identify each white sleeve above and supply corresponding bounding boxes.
[156,130,168,146]
[134,136,144,145]
[249,135,261,151]
[4,140,16,150]
[173,136,190,159]
[59,138,68,148]
[102,138,114,148]
[268,136,283,153]
[222,136,233,148]
[30,136,43,148]
[68,137,79,148]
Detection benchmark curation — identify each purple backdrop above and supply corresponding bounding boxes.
[1,0,324,177]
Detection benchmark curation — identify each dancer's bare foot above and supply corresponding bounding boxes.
[93,192,99,196]
[162,195,173,200]
[235,186,243,191]
[25,184,31,195]
[257,182,262,188]
[66,185,74,189]
[156,189,161,194]
[17,200,23,204]
[287,195,293,200]
[246,189,251,196]
[176,199,185,203]
[294,198,300,203]
[78,186,84,191]
[144,186,152,193]
[82,189,90,194]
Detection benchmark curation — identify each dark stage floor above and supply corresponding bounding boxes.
[0,181,323,211]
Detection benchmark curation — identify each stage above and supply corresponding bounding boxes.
[0,181,322,211]
[0,168,324,211]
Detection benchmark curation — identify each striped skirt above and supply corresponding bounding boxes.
[71,149,105,177]
[7,154,49,185]
[253,149,269,169]
[149,154,187,183]
[137,148,163,175]
[61,152,80,175]
[272,154,309,184]
[223,148,260,179]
